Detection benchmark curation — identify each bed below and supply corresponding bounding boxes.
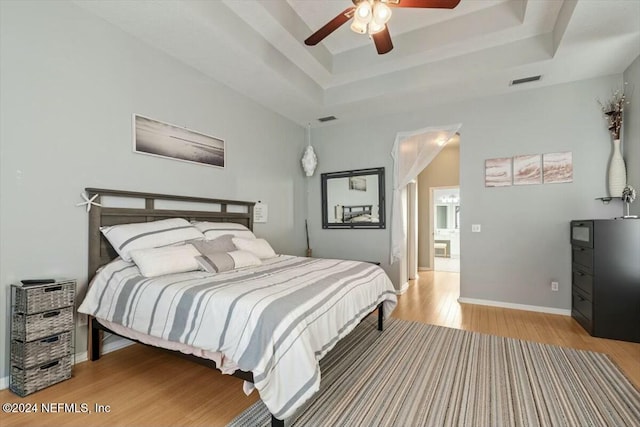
[342,205,373,222]
[77,188,397,426]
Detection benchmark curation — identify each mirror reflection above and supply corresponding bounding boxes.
[321,167,385,229]
[433,188,460,260]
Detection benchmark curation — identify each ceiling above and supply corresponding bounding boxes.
[74,0,640,127]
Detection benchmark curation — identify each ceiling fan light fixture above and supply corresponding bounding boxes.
[305,0,461,55]
[350,19,368,34]
[355,1,372,22]
[368,21,385,35]
[372,2,392,25]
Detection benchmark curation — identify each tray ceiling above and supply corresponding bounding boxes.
[74,0,640,126]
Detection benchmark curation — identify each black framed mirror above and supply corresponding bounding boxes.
[321,167,385,229]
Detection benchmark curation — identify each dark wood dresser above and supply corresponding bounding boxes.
[570,219,640,343]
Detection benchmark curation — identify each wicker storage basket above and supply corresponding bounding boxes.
[11,332,72,369]
[14,282,75,314]
[10,356,72,397]
[12,307,73,342]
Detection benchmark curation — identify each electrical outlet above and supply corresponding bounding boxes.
[472,224,481,232]
[551,281,559,291]
[77,313,88,326]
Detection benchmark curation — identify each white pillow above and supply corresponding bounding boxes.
[101,218,204,262]
[192,221,256,240]
[232,237,277,259]
[228,250,262,269]
[130,244,201,278]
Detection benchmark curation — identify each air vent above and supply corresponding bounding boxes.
[510,75,542,86]
[318,115,337,122]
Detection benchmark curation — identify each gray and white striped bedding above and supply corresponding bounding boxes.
[78,255,397,419]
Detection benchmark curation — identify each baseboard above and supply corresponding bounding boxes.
[395,282,409,295]
[74,337,134,364]
[457,297,571,316]
[418,267,432,271]
[0,375,7,390]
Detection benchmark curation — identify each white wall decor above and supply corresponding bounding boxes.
[254,202,268,223]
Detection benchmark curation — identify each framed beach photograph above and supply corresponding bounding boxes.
[543,152,573,184]
[513,154,542,185]
[349,176,367,191]
[133,114,225,168]
[485,157,512,187]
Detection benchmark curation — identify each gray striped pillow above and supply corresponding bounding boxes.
[101,218,205,262]
[195,250,261,273]
[191,235,236,257]
[195,253,235,273]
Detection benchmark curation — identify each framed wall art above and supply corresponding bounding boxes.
[513,154,542,185]
[133,114,225,168]
[485,157,512,187]
[543,152,573,184]
[349,176,367,191]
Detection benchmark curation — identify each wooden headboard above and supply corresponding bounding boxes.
[86,188,255,281]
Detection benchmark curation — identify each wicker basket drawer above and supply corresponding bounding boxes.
[10,356,72,397]
[12,307,73,342]
[11,332,72,369]
[14,282,75,314]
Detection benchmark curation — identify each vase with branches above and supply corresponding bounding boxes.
[598,86,631,198]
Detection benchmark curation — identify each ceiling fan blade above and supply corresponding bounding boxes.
[304,7,355,46]
[372,26,393,55]
[391,0,461,9]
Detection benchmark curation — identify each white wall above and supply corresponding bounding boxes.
[308,75,626,309]
[623,55,640,216]
[0,1,307,380]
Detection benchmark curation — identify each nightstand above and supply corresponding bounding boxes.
[10,280,75,396]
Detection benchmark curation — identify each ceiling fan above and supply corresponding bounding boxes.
[304,0,461,55]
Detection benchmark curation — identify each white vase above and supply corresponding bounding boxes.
[608,139,627,197]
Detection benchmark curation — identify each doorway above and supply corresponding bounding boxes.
[431,187,460,273]
[391,124,461,290]
[414,135,460,275]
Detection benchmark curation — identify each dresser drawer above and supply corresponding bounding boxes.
[12,307,73,342]
[14,282,75,314]
[571,221,593,248]
[10,356,72,397]
[11,332,72,369]
[572,288,592,323]
[572,265,593,298]
[572,246,593,273]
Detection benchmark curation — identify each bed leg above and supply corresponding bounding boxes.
[88,316,101,361]
[378,303,384,331]
[271,414,284,427]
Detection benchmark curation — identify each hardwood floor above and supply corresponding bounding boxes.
[2,271,639,426]
[393,271,640,389]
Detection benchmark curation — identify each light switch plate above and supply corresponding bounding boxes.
[472,224,481,232]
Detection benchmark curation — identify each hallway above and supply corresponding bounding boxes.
[434,254,460,273]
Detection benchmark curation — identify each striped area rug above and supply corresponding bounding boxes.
[228,317,640,427]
